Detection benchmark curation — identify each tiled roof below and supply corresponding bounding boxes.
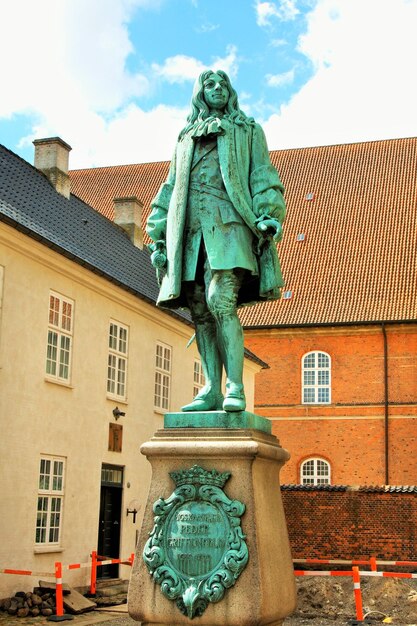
[357,485,417,493]
[250,139,417,326]
[70,138,417,327]
[281,485,417,492]
[282,484,348,491]
[0,144,172,319]
[70,160,170,222]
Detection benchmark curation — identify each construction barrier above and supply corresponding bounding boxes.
[295,569,354,577]
[361,570,417,579]
[2,555,415,621]
[352,566,364,621]
[0,551,135,621]
[293,556,417,571]
[294,566,417,622]
[0,568,55,577]
[54,561,64,620]
[89,550,134,595]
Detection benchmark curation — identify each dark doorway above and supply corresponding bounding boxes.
[97,464,123,579]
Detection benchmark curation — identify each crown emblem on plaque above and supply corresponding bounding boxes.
[169,464,231,488]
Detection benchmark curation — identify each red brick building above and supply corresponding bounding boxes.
[244,325,416,485]
[70,138,417,487]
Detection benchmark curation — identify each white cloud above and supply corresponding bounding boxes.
[152,45,239,84]
[23,103,188,168]
[196,23,220,33]
[255,0,299,27]
[270,38,287,47]
[0,0,165,166]
[152,55,207,83]
[0,0,151,118]
[0,0,240,167]
[262,0,417,150]
[5,0,415,169]
[266,70,295,87]
[212,45,239,79]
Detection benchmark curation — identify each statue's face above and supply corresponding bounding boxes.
[203,73,229,111]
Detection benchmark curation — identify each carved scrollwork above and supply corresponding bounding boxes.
[142,465,248,619]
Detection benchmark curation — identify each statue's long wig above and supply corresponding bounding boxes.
[179,70,253,139]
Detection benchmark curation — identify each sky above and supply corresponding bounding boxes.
[1,0,417,169]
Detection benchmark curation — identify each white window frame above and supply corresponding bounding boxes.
[302,351,331,404]
[107,321,129,400]
[154,342,171,412]
[300,458,331,485]
[35,456,65,546]
[193,359,205,398]
[46,292,74,383]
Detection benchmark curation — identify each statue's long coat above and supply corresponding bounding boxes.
[146,119,286,310]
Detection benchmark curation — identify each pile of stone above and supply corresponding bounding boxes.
[0,588,60,617]
[94,578,129,606]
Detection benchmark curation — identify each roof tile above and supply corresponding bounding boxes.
[70,138,417,326]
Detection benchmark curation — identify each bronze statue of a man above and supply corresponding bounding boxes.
[147,70,286,413]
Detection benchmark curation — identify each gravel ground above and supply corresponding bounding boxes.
[0,609,363,626]
[81,616,415,626]
[57,616,384,626]
[0,611,413,626]
[53,616,376,626]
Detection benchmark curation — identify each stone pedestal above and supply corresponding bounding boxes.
[128,412,296,626]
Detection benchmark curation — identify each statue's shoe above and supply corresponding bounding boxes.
[181,389,223,412]
[223,383,246,412]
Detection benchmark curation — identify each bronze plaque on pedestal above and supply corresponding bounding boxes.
[143,465,248,619]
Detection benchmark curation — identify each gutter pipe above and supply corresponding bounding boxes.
[382,322,389,485]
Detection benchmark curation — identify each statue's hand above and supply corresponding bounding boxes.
[151,249,167,269]
[149,241,167,269]
[256,218,283,242]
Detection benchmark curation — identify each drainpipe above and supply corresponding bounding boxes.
[381,322,389,485]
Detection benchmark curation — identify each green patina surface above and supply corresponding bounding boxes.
[164,410,272,434]
[147,69,285,415]
[143,465,248,619]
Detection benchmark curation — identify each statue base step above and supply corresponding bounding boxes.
[164,410,272,433]
[128,413,296,626]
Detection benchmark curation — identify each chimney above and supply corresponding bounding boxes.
[33,137,72,199]
[113,197,143,249]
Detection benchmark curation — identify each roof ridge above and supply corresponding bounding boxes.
[68,136,417,173]
[70,159,171,174]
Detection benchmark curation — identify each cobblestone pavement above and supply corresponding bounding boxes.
[1,610,416,626]
[0,609,132,626]
[0,616,354,626]
[0,605,352,626]
[3,604,415,626]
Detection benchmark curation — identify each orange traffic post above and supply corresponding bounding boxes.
[370,556,377,572]
[352,566,364,621]
[55,561,64,617]
[90,550,97,595]
[47,561,73,621]
[129,552,135,566]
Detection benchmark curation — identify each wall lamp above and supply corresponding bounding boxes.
[113,406,125,420]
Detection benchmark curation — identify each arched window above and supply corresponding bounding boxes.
[300,458,331,485]
[302,351,331,404]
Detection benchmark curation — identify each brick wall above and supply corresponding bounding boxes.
[281,487,417,562]
[244,324,417,485]
[245,324,417,408]
[274,417,417,486]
